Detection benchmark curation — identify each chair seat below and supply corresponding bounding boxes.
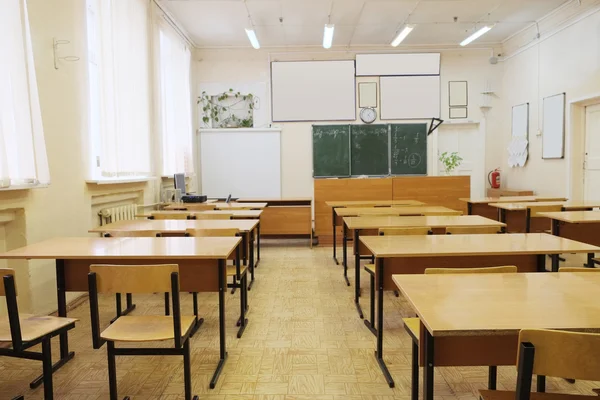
[0,314,77,342]
[227,265,248,277]
[403,317,420,343]
[364,264,375,275]
[101,315,195,342]
[480,390,598,400]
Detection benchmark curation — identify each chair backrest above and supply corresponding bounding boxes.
[445,226,502,235]
[194,213,233,220]
[1,269,22,348]
[103,231,162,238]
[559,267,600,272]
[530,205,563,218]
[517,329,600,383]
[424,266,518,275]
[185,228,239,237]
[379,227,431,236]
[151,212,189,220]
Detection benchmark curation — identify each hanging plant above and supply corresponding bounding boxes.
[198,88,254,128]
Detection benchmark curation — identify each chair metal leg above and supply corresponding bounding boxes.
[183,340,192,400]
[107,341,118,400]
[411,340,419,400]
[363,273,377,336]
[164,292,170,316]
[42,337,54,400]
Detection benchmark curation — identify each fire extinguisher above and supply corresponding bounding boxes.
[488,168,501,189]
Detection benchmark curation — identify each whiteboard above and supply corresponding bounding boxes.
[271,61,356,122]
[542,93,566,159]
[356,53,440,76]
[380,76,441,120]
[200,129,281,198]
[512,103,529,137]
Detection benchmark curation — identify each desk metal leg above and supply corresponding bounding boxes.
[423,329,434,400]
[537,375,546,392]
[248,230,255,290]
[467,202,472,215]
[256,221,260,266]
[587,253,595,268]
[332,208,339,264]
[537,254,546,272]
[375,258,394,387]
[354,229,363,318]
[343,223,350,286]
[210,259,228,389]
[488,366,497,389]
[30,259,75,389]
[551,254,560,272]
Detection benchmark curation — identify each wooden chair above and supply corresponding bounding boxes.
[185,228,248,338]
[479,329,600,400]
[0,269,77,400]
[150,212,190,220]
[403,265,518,400]
[193,213,233,220]
[445,226,503,234]
[88,264,199,400]
[526,205,564,233]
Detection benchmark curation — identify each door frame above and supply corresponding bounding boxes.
[567,93,600,201]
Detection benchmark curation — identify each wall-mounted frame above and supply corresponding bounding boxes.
[542,93,566,159]
[449,107,468,119]
[449,81,468,107]
[358,82,377,108]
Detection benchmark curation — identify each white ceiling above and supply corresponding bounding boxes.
[160,0,570,48]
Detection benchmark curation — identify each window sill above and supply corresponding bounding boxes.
[86,177,152,185]
[0,184,49,191]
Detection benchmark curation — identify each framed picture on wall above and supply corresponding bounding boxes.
[359,82,377,108]
[449,107,467,119]
[449,81,468,107]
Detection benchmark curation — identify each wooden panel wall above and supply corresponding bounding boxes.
[314,178,393,244]
[392,176,470,215]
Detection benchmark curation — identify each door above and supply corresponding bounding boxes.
[584,104,600,201]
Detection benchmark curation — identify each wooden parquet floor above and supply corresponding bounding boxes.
[1,241,598,399]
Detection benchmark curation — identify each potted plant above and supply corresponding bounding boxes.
[439,151,463,175]
[198,89,254,128]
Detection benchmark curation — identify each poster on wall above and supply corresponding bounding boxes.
[508,103,529,167]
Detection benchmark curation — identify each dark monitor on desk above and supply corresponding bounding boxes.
[174,173,186,194]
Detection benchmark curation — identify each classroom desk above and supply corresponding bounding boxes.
[459,196,567,220]
[358,233,600,387]
[137,210,263,219]
[538,211,600,252]
[491,201,600,233]
[325,200,426,264]
[343,215,506,287]
[0,236,241,389]
[214,202,267,210]
[90,218,260,288]
[392,272,600,400]
[335,206,462,275]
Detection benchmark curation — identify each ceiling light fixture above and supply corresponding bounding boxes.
[460,25,494,46]
[391,24,415,47]
[323,24,335,49]
[245,28,260,49]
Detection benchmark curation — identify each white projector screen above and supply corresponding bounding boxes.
[356,53,440,76]
[380,76,441,120]
[271,61,356,122]
[200,129,281,198]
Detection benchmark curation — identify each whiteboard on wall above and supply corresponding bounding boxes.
[271,61,356,122]
[356,53,441,76]
[512,103,529,138]
[200,129,281,198]
[380,76,441,120]
[542,93,566,159]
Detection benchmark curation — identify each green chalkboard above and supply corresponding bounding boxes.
[351,124,389,176]
[390,123,427,175]
[312,125,350,177]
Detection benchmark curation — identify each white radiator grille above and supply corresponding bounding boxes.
[99,204,138,226]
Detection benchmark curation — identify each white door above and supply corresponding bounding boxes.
[584,104,600,201]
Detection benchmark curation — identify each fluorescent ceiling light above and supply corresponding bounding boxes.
[323,24,335,49]
[245,28,260,49]
[391,24,415,47]
[460,25,494,46]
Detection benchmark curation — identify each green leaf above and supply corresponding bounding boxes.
[229,88,233,92]
[202,116,209,123]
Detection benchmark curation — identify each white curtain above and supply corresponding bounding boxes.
[87,0,152,179]
[0,0,50,188]
[156,21,194,176]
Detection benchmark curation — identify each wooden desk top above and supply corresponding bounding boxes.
[214,202,267,210]
[490,201,600,211]
[459,196,567,204]
[89,219,259,234]
[360,233,600,258]
[336,206,461,217]
[0,237,241,260]
[326,200,426,207]
[393,272,600,337]
[237,197,312,202]
[536,211,600,224]
[344,215,505,230]
[136,210,263,219]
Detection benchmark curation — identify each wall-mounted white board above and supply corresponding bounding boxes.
[542,93,566,159]
[271,61,356,122]
[380,76,441,120]
[356,53,440,76]
[199,128,281,198]
[512,103,529,138]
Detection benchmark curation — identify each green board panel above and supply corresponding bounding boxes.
[390,123,427,175]
[351,124,389,176]
[312,125,350,177]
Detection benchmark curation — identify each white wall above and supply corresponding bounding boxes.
[194,48,503,198]
[497,3,600,197]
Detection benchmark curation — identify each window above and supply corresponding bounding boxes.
[86,0,152,180]
[0,0,50,189]
[156,21,194,176]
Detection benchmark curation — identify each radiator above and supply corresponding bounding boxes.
[98,204,138,226]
